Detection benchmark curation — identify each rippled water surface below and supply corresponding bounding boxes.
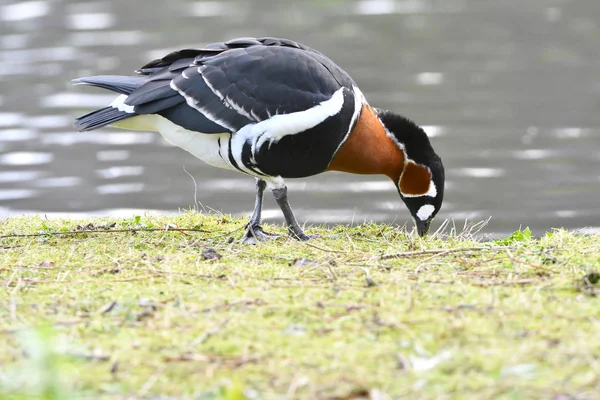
[1,0,599,236]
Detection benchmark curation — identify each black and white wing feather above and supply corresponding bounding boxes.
[166,38,356,133]
[73,37,362,178]
[75,37,357,136]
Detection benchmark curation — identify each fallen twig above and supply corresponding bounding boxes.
[506,249,557,273]
[315,302,367,311]
[201,299,265,313]
[189,319,230,347]
[163,353,262,369]
[302,241,348,254]
[471,278,541,287]
[380,246,508,260]
[2,274,160,286]
[0,227,212,239]
[68,351,111,362]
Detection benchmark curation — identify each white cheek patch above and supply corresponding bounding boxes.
[416,204,435,221]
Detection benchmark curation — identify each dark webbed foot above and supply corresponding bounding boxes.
[244,179,314,243]
[287,227,318,241]
[240,178,276,245]
[241,224,279,245]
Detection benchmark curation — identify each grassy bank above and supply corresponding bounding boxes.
[1,212,599,399]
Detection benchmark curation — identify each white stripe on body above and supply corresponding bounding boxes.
[248,86,345,154]
[328,86,364,163]
[227,87,346,175]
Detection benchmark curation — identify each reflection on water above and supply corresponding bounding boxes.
[0,171,45,182]
[66,13,114,31]
[41,131,155,145]
[32,176,82,188]
[0,189,38,201]
[41,93,117,108]
[454,168,504,178]
[96,150,131,162]
[96,166,144,179]
[512,149,553,160]
[0,151,53,165]
[96,182,145,195]
[0,0,599,236]
[1,1,50,21]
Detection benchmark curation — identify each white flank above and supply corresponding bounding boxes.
[102,104,280,182]
[330,86,364,161]
[170,79,236,131]
[153,117,267,178]
[252,87,346,152]
[416,204,435,221]
[153,116,234,171]
[110,94,135,113]
[107,112,233,172]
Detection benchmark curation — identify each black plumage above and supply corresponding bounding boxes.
[76,37,357,135]
[72,75,146,95]
[74,106,131,131]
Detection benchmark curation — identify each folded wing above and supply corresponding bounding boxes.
[75,37,356,135]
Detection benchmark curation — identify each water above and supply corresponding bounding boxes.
[1,0,599,236]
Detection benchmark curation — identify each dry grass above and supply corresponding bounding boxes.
[0,212,599,399]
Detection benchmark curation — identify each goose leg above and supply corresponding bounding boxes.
[271,186,311,241]
[241,178,279,244]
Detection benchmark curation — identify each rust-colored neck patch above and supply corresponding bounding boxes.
[399,161,432,196]
[327,104,405,181]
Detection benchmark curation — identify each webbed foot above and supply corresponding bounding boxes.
[288,228,318,241]
[241,224,279,245]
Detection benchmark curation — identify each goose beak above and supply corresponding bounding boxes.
[416,219,431,237]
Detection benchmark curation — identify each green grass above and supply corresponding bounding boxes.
[1,212,599,399]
